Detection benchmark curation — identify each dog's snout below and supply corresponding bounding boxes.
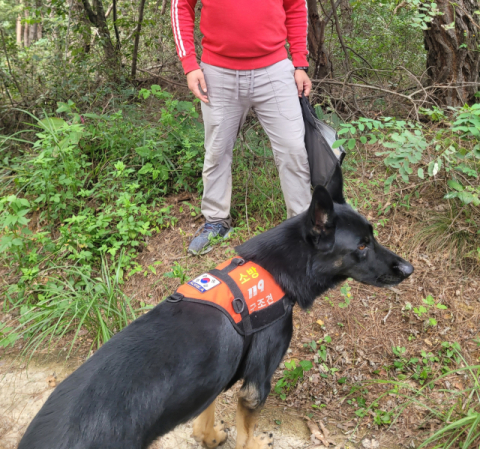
[395,262,414,278]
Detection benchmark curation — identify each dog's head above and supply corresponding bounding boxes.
[305,168,413,288]
[236,165,414,307]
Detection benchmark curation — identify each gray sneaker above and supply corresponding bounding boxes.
[188,222,232,255]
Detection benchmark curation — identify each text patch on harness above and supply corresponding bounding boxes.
[173,258,290,336]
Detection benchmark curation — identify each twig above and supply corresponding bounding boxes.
[313,79,416,103]
[393,1,407,14]
[0,70,15,106]
[105,3,113,17]
[325,0,342,24]
[65,0,72,61]
[450,2,480,31]
[383,303,392,325]
[136,68,188,88]
[329,0,351,73]
[142,63,163,71]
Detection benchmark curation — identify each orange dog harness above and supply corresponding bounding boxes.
[167,258,291,350]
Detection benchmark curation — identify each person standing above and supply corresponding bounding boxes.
[172,0,312,255]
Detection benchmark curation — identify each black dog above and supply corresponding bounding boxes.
[19,170,413,449]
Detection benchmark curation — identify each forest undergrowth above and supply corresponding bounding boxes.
[0,82,479,447]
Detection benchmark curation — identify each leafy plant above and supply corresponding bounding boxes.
[0,255,141,357]
[338,282,352,308]
[274,360,313,400]
[333,106,480,211]
[164,261,188,284]
[409,295,448,327]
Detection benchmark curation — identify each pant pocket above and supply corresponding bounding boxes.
[201,62,225,125]
[268,60,302,121]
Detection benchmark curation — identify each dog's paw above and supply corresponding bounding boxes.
[245,432,273,449]
[199,420,228,448]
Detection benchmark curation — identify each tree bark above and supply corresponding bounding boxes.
[80,0,119,72]
[423,0,480,106]
[131,0,147,78]
[307,0,330,78]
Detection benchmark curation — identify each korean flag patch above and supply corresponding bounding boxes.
[188,273,221,293]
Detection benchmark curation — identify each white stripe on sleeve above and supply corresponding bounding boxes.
[174,0,186,58]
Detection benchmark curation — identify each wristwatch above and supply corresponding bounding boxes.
[295,66,309,71]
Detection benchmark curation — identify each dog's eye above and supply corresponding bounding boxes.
[358,244,366,250]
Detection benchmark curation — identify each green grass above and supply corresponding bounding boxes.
[1,254,142,358]
[348,343,480,449]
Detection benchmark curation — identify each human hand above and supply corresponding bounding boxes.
[294,69,312,97]
[186,69,208,103]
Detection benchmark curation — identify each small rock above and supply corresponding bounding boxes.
[46,375,56,388]
[362,438,379,449]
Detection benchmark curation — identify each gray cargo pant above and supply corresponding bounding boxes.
[200,58,311,227]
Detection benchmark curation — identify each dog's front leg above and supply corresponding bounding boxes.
[235,385,273,449]
[192,399,227,448]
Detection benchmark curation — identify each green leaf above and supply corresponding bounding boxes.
[38,117,66,131]
[347,138,356,150]
[138,163,153,175]
[418,168,424,179]
[447,179,464,192]
[300,360,313,371]
[135,146,152,158]
[423,295,435,306]
[332,139,347,149]
[360,136,367,144]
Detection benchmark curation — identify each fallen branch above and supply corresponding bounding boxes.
[136,68,187,88]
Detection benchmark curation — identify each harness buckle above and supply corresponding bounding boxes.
[232,297,245,314]
[167,292,184,303]
[232,257,245,266]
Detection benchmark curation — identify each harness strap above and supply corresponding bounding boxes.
[209,261,253,359]
[219,257,245,274]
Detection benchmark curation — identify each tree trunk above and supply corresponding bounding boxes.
[16,14,22,45]
[131,0,147,78]
[307,0,331,78]
[423,0,480,106]
[23,10,30,47]
[72,0,92,54]
[31,0,42,41]
[80,0,119,73]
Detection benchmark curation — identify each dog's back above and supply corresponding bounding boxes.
[19,302,243,449]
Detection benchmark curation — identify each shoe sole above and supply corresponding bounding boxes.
[188,228,233,256]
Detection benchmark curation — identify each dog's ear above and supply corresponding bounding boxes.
[306,186,336,251]
[326,164,346,204]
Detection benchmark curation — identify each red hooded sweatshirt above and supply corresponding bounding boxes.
[171,0,309,74]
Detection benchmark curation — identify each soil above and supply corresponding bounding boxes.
[1,183,479,449]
